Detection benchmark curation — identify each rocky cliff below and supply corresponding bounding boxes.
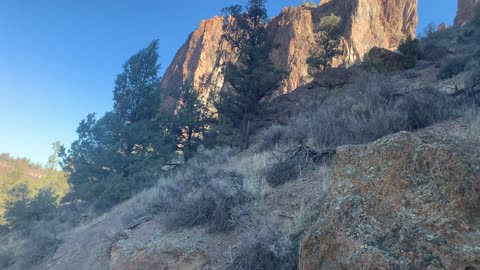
[161,0,418,97]
[160,16,235,100]
[455,0,480,25]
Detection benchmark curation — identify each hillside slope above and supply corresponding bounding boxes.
[32,121,480,270]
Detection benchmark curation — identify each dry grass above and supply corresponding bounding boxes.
[465,109,480,142]
[259,80,463,156]
[0,221,61,269]
[225,150,274,197]
[0,232,23,269]
[226,216,299,270]
[165,170,253,232]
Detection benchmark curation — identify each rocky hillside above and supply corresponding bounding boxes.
[161,0,417,97]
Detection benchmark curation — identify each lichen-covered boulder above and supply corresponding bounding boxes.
[299,132,480,269]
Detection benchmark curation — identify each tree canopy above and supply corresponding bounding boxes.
[307,14,343,72]
[63,40,177,209]
[216,0,288,150]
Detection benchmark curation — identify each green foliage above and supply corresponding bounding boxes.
[217,0,288,150]
[63,40,177,210]
[173,83,213,158]
[29,189,58,221]
[420,23,436,39]
[0,154,68,224]
[0,153,43,169]
[398,36,421,66]
[4,199,30,229]
[209,115,240,147]
[114,40,162,123]
[47,141,63,171]
[307,14,343,72]
[301,0,317,7]
[4,187,58,229]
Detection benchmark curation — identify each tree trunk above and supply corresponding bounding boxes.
[240,114,252,150]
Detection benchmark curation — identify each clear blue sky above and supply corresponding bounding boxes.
[0,0,457,165]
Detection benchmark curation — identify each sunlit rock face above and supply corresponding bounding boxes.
[455,0,480,25]
[160,0,417,98]
[160,16,236,103]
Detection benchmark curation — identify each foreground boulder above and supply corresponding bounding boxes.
[299,132,480,269]
[365,47,414,71]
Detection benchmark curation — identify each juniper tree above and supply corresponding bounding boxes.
[5,187,58,229]
[398,36,421,67]
[47,141,62,171]
[63,40,176,209]
[307,14,343,72]
[216,0,288,150]
[173,83,212,158]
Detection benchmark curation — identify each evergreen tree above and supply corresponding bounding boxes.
[307,14,343,72]
[29,188,57,222]
[5,187,58,229]
[114,40,162,123]
[216,0,288,150]
[4,197,30,229]
[174,83,212,158]
[47,141,62,170]
[63,40,175,209]
[398,36,421,67]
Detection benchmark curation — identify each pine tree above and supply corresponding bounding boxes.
[307,14,343,72]
[216,0,288,150]
[47,141,62,170]
[114,40,162,123]
[174,83,212,158]
[5,186,58,229]
[63,40,175,209]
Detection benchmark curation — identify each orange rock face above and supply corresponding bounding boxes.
[161,0,418,98]
[160,16,236,101]
[455,0,480,25]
